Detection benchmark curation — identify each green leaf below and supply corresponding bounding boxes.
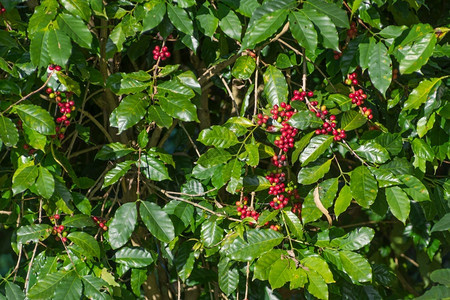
[245,143,260,167]
[201,219,224,247]
[95,143,134,160]
[299,135,333,166]
[368,41,391,95]
[292,131,314,163]
[241,8,288,50]
[60,0,91,21]
[175,242,196,281]
[301,256,334,283]
[27,270,74,299]
[302,178,338,224]
[68,231,100,259]
[350,166,378,208]
[304,8,339,51]
[334,185,352,219]
[147,105,173,128]
[140,154,170,181]
[30,30,50,68]
[398,174,430,202]
[385,186,410,224]
[47,28,72,67]
[430,268,450,286]
[143,1,166,32]
[232,55,256,80]
[114,247,154,268]
[82,275,109,300]
[269,259,292,289]
[329,94,352,111]
[218,257,239,295]
[62,214,96,228]
[297,158,332,185]
[5,281,25,300]
[0,115,19,147]
[283,211,303,239]
[56,73,81,96]
[337,227,375,250]
[106,72,152,95]
[17,224,51,245]
[15,104,55,135]
[12,165,39,195]
[57,13,92,48]
[197,148,232,168]
[374,133,403,156]
[355,141,390,164]
[306,269,328,300]
[370,167,401,188]
[108,202,137,249]
[158,96,198,122]
[290,267,308,289]
[397,32,436,74]
[304,0,349,28]
[196,3,218,37]
[223,229,283,262]
[254,249,284,281]
[289,110,322,130]
[218,4,242,41]
[289,11,317,54]
[103,161,134,188]
[339,250,372,283]
[167,4,193,35]
[263,65,289,107]
[36,166,54,199]
[53,275,82,300]
[415,286,450,300]
[198,126,239,148]
[110,93,148,134]
[341,110,367,131]
[140,201,175,243]
[23,126,46,151]
[403,78,443,110]
[131,268,147,297]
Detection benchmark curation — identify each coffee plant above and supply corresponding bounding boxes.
[0,0,449,299]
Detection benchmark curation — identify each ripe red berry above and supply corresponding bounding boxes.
[46,87,53,94]
[61,237,68,243]
[307,91,314,97]
[55,65,62,71]
[54,214,60,220]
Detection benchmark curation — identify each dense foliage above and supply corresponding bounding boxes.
[0,0,449,299]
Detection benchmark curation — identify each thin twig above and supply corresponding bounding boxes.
[302,48,307,91]
[341,139,369,166]
[4,71,55,113]
[253,54,260,116]
[0,210,12,215]
[180,122,201,158]
[400,253,420,268]
[244,262,250,300]
[220,75,240,116]
[278,39,337,92]
[77,108,114,143]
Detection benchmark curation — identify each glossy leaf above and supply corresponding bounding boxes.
[95,143,134,160]
[307,269,328,300]
[142,1,166,32]
[108,202,137,249]
[47,28,72,67]
[301,256,334,283]
[299,135,333,166]
[368,41,391,95]
[27,270,74,299]
[297,158,332,185]
[218,4,242,41]
[341,110,367,131]
[140,201,175,243]
[62,214,96,228]
[398,174,429,202]
[106,72,152,95]
[254,250,284,281]
[82,275,109,300]
[61,0,91,21]
[201,219,224,247]
[304,8,339,51]
[36,166,55,199]
[339,250,372,283]
[397,32,436,74]
[197,148,232,168]
[158,96,198,122]
[140,154,170,181]
[15,104,55,135]
[30,30,50,68]
[263,65,289,107]
[5,281,25,300]
[385,186,410,224]
[12,165,39,195]
[0,116,18,147]
[403,78,442,110]
[147,105,173,128]
[110,94,148,134]
[355,141,390,164]
[103,160,134,188]
[269,258,292,289]
[283,211,303,239]
[337,227,375,251]
[114,247,154,268]
[334,185,352,219]
[232,55,256,80]
[218,257,239,295]
[304,0,349,28]
[57,13,92,48]
[17,224,51,245]
[167,4,193,35]
[245,143,260,167]
[68,232,100,259]
[289,110,322,130]
[241,9,288,50]
[350,166,378,208]
[198,126,239,148]
[289,11,317,54]
[223,229,283,261]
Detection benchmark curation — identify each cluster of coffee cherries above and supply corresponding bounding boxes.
[152,45,171,61]
[23,143,37,155]
[235,197,260,222]
[269,224,282,231]
[269,182,300,210]
[291,202,302,218]
[270,153,288,168]
[346,73,373,120]
[345,72,359,86]
[92,216,108,231]
[333,50,343,60]
[290,89,314,102]
[50,214,68,242]
[48,64,62,71]
[347,22,358,39]
[47,87,76,140]
[266,170,286,195]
